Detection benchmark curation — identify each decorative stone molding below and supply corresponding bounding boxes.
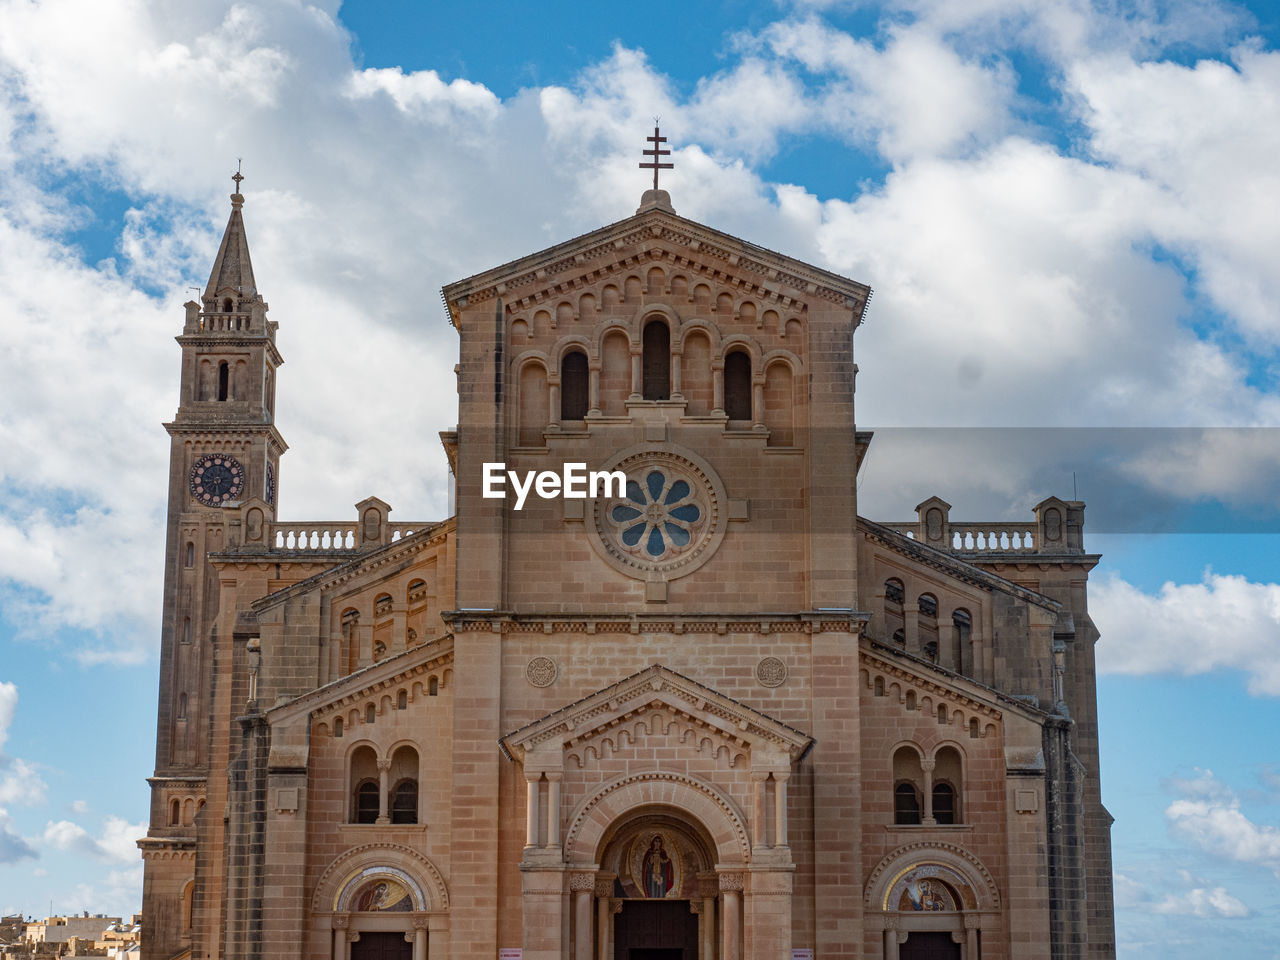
[565,769,751,863]
[526,656,557,688]
[863,841,1000,911]
[718,873,745,892]
[568,873,597,892]
[755,656,788,688]
[311,843,450,912]
[594,880,614,899]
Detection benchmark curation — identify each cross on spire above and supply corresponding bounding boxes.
[232,160,244,195]
[639,125,673,190]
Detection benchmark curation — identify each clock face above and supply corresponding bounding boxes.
[265,463,276,505]
[189,454,245,507]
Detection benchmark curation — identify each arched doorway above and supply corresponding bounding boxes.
[352,931,412,960]
[596,810,717,960]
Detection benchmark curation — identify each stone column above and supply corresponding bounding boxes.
[595,881,613,960]
[921,758,936,825]
[751,771,769,849]
[376,758,392,824]
[331,918,349,960]
[720,873,743,960]
[588,364,600,416]
[548,380,561,428]
[774,772,789,847]
[570,874,595,960]
[712,364,724,415]
[701,896,716,960]
[412,919,427,960]
[671,351,683,399]
[545,773,562,849]
[965,914,981,959]
[525,773,540,847]
[629,348,642,400]
[883,918,901,960]
[751,379,764,429]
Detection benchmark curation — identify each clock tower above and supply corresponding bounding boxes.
[140,176,286,959]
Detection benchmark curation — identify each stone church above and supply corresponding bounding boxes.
[138,173,1116,960]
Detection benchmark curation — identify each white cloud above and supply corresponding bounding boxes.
[0,684,47,806]
[1165,770,1280,874]
[0,807,36,865]
[40,815,144,865]
[1152,886,1250,918]
[1092,572,1280,695]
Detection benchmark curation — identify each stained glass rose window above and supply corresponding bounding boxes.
[609,470,703,559]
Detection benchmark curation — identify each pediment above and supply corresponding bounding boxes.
[443,205,871,328]
[500,664,812,768]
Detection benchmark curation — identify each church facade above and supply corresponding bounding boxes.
[138,181,1116,960]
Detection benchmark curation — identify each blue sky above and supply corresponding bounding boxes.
[0,0,1278,955]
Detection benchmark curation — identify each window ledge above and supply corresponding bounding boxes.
[883,823,973,832]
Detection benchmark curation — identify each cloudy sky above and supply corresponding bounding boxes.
[0,0,1277,954]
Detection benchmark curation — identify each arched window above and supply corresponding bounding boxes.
[185,542,194,567]
[217,361,230,401]
[934,746,964,824]
[724,350,751,421]
[170,799,180,825]
[389,746,419,824]
[350,745,379,823]
[182,617,191,644]
[894,782,922,825]
[932,782,956,825]
[397,690,407,710]
[177,693,187,719]
[365,704,376,725]
[354,781,379,824]
[560,351,589,420]
[222,298,233,313]
[893,745,924,825]
[333,717,343,737]
[642,320,670,400]
[392,780,418,824]
[428,676,439,696]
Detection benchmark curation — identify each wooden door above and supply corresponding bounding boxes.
[614,900,698,960]
[351,931,413,960]
[899,931,961,960]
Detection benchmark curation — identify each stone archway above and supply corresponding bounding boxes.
[863,843,1000,960]
[311,845,450,960]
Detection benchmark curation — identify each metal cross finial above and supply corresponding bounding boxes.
[232,159,244,193]
[639,125,673,190]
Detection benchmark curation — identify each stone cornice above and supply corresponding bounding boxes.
[176,332,284,366]
[443,610,868,636]
[860,517,1061,611]
[861,638,1054,723]
[163,421,289,455]
[266,635,454,725]
[442,207,871,328]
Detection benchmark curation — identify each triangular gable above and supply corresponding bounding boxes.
[442,205,871,329]
[500,663,812,766]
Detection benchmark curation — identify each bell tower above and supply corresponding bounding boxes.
[140,174,286,960]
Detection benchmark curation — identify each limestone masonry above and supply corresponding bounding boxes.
[139,184,1115,960]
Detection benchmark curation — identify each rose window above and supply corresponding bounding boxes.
[609,470,703,560]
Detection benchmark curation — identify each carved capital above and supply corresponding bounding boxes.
[332,916,350,930]
[544,771,563,783]
[568,872,597,892]
[718,872,745,892]
[919,758,936,773]
[964,914,982,930]
[376,758,393,772]
[413,916,431,930]
[594,880,614,899]
[611,898,624,915]
[883,916,900,932]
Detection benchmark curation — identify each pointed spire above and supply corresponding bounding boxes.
[204,166,257,301]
